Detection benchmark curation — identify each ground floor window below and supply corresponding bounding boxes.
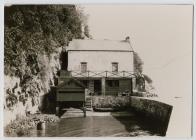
[106,80,119,87]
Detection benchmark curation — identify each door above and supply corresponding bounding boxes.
[94,80,101,95]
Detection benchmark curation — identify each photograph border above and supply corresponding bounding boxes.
[0,0,195,140]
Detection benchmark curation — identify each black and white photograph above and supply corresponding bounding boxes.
[3,3,193,138]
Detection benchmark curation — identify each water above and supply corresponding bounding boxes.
[29,112,162,137]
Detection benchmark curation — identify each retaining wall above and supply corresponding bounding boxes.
[130,97,173,136]
[92,96,173,136]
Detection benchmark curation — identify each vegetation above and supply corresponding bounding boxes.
[5,5,84,76]
[93,96,131,110]
[134,52,143,74]
[4,5,88,109]
[5,114,59,137]
[133,52,155,93]
[84,25,92,39]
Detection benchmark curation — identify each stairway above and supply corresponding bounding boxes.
[88,80,94,93]
[85,96,93,111]
[61,108,85,118]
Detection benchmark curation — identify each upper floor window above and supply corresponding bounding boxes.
[81,62,87,73]
[112,62,118,72]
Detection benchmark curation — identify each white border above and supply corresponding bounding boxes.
[0,1,4,139]
[0,0,195,140]
[2,0,195,4]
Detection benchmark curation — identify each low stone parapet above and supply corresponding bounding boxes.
[130,97,173,136]
[92,96,173,136]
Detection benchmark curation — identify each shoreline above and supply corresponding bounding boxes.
[4,113,59,137]
[4,110,135,137]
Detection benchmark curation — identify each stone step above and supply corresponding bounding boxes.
[85,104,92,107]
[85,96,92,108]
[86,100,92,102]
[63,108,84,112]
[85,102,92,105]
[66,111,84,113]
[86,101,91,104]
[86,108,93,111]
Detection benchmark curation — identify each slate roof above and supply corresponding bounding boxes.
[67,39,133,52]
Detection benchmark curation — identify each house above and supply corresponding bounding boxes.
[58,37,136,96]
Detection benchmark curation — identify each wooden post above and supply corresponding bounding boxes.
[123,71,125,77]
[101,77,106,96]
[88,80,94,95]
[56,101,60,117]
[83,102,86,117]
[132,77,137,92]
[37,121,46,130]
[87,70,89,77]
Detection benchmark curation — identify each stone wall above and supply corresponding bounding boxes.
[92,96,173,136]
[129,97,172,136]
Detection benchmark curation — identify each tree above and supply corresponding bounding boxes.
[4,5,84,77]
[133,52,143,73]
[133,52,154,93]
[4,5,87,108]
[84,25,92,39]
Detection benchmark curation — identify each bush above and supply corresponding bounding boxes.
[4,114,59,137]
[93,96,131,110]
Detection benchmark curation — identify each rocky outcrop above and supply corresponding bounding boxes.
[4,47,62,126]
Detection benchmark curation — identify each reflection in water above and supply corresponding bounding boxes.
[29,113,162,137]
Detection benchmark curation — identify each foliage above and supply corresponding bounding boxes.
[93,96,131,110]
[4,114,59,136]
[84,25,92,39]
[133,52,143,73]
[133,52,154,92]
[6,89,18,108]
[4,5,85,108]
[143,74,153,84]
[5,5,83,75]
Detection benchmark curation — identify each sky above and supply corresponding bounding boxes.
[81,5,193,137]
[82,4,193,98]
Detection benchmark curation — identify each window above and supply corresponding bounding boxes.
[107,80,119,87]
[112,62,118,72]
[81,62,87,73]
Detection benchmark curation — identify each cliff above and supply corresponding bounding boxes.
[4,5,88,126]
[4,48,61,126]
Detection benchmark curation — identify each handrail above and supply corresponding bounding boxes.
[70,71,135,78]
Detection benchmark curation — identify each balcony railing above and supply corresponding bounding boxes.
[69,71,135,78]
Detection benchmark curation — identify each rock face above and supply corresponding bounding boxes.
[4,48,61,126]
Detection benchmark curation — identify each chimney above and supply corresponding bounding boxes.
[125,36,130,42]
[125,36,134,50]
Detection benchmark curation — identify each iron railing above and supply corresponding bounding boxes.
[70,71,135,78]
